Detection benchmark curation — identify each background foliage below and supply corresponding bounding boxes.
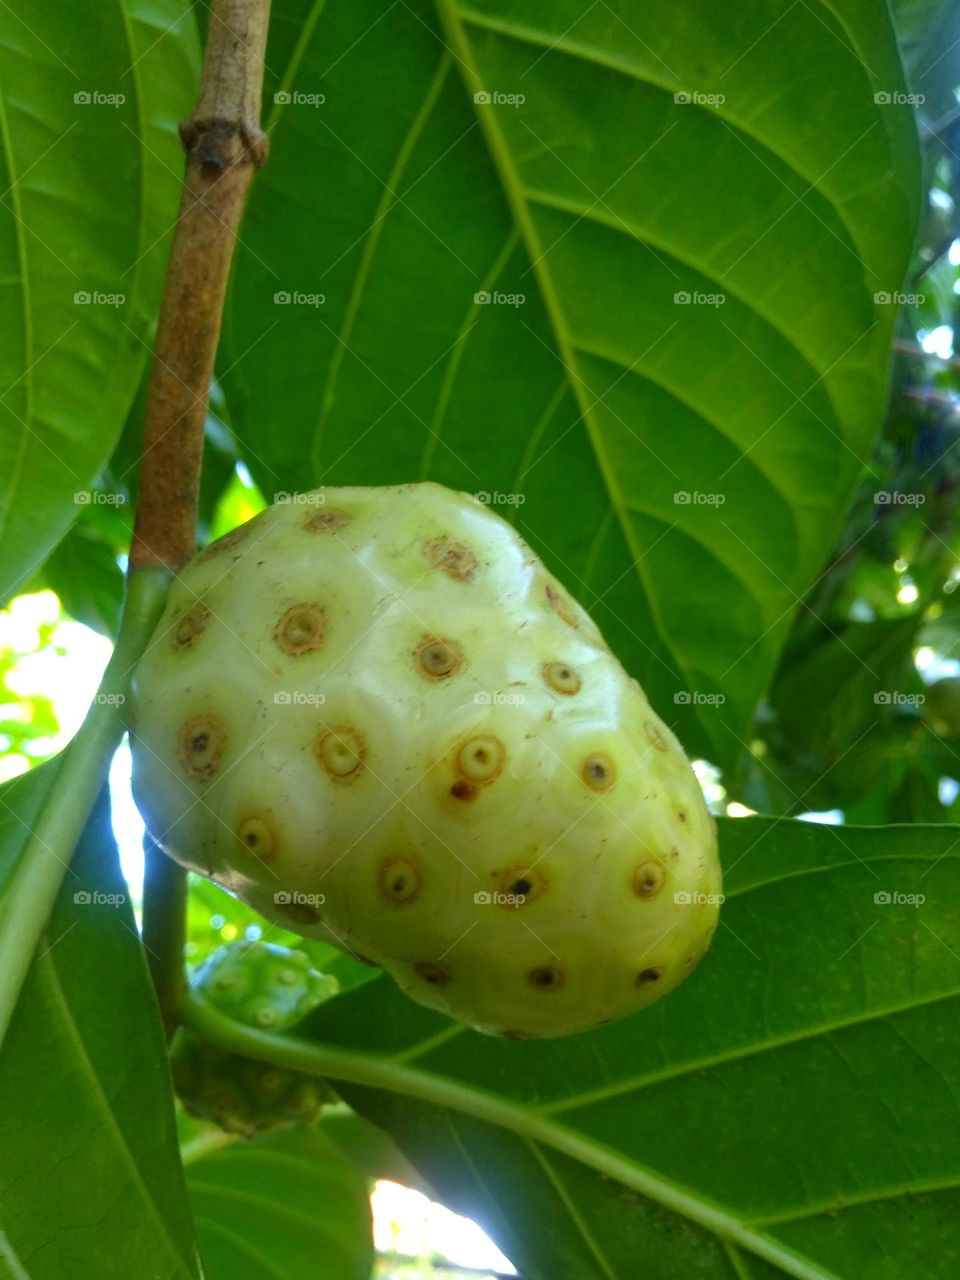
[1,1,959,1278]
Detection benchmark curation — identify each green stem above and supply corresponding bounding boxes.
[178,993,841,1280]
[0,565,170,1049]
[142,837,188,1040]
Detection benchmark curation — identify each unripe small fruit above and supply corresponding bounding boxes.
[170,941,338,1136]
[133,484,721,1038]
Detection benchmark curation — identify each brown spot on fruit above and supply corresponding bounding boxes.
[528,966,565,991]
[644,720,669,752]
[305,508,351,533]
[378,856,421,905]
[177,715,226,780]
[274,604,326,655]
[237,816,275,861]
[456,735,505,784]
[497,864,547,905]
[636,967,662,987]
[543,661,581,695]
[424,536,477,581]
[450,780,478,802]
[581,753,616,792]
[414,962,450,986]
[500,1029,531,1041]
[316,727,366,780]
[544,582,578,627]
[415,636,463,681]
[172,603,210,651]
[632,860,666,899]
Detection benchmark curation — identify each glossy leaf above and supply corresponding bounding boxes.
[298,816,960,1280]
[0,1,199,603]
[185,1126,373,1280]
[221,0,921,766]
[0,790,200,1279]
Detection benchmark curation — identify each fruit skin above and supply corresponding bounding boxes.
[170,941,338,1136]
[132,483,721,1038]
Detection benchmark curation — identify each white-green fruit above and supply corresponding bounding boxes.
[131,483,721,1038]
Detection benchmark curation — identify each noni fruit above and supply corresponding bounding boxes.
[132,483,721,1038]
[170,940,338,1136]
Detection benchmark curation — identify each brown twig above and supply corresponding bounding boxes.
[130,0,271,572]
[132,0,272,1036]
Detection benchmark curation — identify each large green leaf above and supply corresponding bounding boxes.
[285,816,960,1280]
[0,0,199,603]
[221,0,920,766]
[0,790,200,1279]
[185,1126,373,1280]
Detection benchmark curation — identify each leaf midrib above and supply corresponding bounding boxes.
[431,0,698,733]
